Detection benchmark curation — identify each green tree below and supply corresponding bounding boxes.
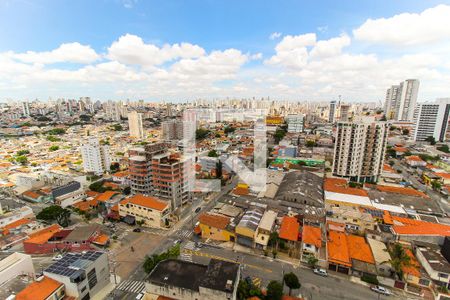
[49,145,59,151]
[111,124,123,131]
[432,180,442,191]
[273,128,286,144]
[37,205,71,227]
[216,160,223,179]
[16,150,30,156]
[208,150,218,157]
[402,128,410,135]
[15,155,28,165]
[89,181,106,193]
[283,272,301,296]
[306,140,317,148]
[224,126,236,134]
[47,128,66,135]
[143,244,180,273]
[385,243,411,280]
[266,281,283,300]
[46,135,61,142]
[196,128,210,140]
[438,145,450,153]
[80,114,91,122]
[426,136,436,145]
[307,255,319,268]
[110,162,120,172]
[123,186,131,195]
[237,280,250,300]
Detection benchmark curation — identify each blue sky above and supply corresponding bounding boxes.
[1,0,450,102]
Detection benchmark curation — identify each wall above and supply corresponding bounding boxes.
[0,252,34,285]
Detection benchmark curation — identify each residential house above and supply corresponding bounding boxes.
[118,194,170,228]
[254,210,277,250]
[301,225,322,262]
[198,213,235,242]
[327,206,375,233]
[367,238,393,277]
[415,242,450,289]
[405,156,427,168]
[235,208,263,248]
[16,276,65,300]
[278,216,300,258]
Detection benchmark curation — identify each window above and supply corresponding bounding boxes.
[87,269,97,289]
[438,273,449,279]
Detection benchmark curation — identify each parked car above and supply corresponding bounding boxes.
[371,285,391,296]
[195,242,203,248]
[133,228,142,233]
[174,239,182,245]
[1,245,12,251]
[313,268,328,277]
[135,292,144,300]
[195,206,202,213]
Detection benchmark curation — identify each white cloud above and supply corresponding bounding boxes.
[250,53,263,60]
[309,34,351,58]
[353,4,450,46]
[107,34,205,66]
[11,42,99,64]
[269,32,282,40]
[265,33,316,69]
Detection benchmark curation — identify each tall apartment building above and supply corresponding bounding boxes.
[384,79,420,121]
[332,117,388,183]
[286,114,304,133]
[339,104,351,121]
[162,119,184,141]
[22,101,30,116]
[128,142,166,195]
[80,137,111,175]
[413,98,450,142]
[328,101,336,123]
[152,152,191,211]
[128,110,144,139]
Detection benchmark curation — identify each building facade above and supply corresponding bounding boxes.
[332,117,388,183]
[80,137,111,175]
[118,194,170,228]
[385,79,420,121]
[128,111,144,139]
[412,98,450,142]
[162,119,184,141]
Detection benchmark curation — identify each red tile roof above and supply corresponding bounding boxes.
[327,230,351,267]
[199,213,230,230]
[392,216,450,236]
[302,225,321,248]
[347,235,375,264]
[25,224,62,245]
[377,185,428,198]
[120,194,168,211]
[324,178,368,197]
[16,276,63,300]
[279,216,299,242]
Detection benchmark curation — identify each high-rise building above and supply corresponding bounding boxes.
[152,152,191,210]
[339,104,351,121]
[128,142,166,195]
[286,114,304,133]
[162,119,184,141]
[328,101,336,123]
[412,98,450,142]
[128,111,144,139]
[80,137,111,175]
[384,79,420,121]
[332,117,388,183]
[22,101,30,116]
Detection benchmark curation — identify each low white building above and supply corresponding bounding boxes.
[0,252,35,286]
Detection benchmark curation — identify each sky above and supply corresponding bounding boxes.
[1,0,450,103]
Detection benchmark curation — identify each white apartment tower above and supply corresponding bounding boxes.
[384,79,420,121]
[413,98,450,142]
[22,101,30,116]
[80,137,111,175]
[286,114,304,133]
[128,111,144,139]
[333,117,388,183]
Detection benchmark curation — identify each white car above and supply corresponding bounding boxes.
[135,292,144,300]
[371,285,391,296]
[313,268,328,277]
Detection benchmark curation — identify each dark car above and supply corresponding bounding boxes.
[195,207,202,213]
[133,228,142,233]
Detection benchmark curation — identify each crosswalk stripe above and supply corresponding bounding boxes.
[116,280,145,293]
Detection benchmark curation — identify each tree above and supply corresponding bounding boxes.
[237,280,250,300]
[266,281,283,300]
[80,114,91,122]
[438,145,450,153]
[15,155,28,165]
[208,150,218,157]
[49,145,59,151]
[426,136,437,145]
[46,135,61,142]
[385,243,411,280]
[46,128,66,135]
[224,126,236,134]
[283,272,301,296]
[16,150,30,156]
[305,140,316,148]
[110,162,120,172]
[111,124,123,131]
[307,255,319,268]
[143,244,180,273]
[273,129,286,144]
[123,186,131,195]
[37,205,71,227]
[196,128,210,140]
[402,128,410,135]
[89,181,107,193]
[432,180,442,191]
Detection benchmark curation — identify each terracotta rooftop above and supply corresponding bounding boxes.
[16,276,63,300]
[120,194,169,211]
[279,216,300,242]
[302,225,321,248]
[25,224,62,245]
[324,178,368,197]
[96,190,119,202]
[347,235,375,264]
[376,185,428,198]
[406,155,424,162]
[327,230,351,267]
[392,216,450,237]
[198,213,230,230]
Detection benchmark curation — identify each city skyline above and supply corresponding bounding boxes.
[1,1,450,102]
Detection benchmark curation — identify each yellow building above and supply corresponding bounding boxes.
[198,213,235,242]
[118,194,170,228]
[266,116,284,125]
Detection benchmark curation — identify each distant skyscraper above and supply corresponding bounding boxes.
[413,98,450,142]
[328,101,336,123]
[286,114,304,133]
[80,137,111,175]
[384,79,420,121]
[22,101,30,116]
[339,104,351,121]
[333,117,388,183]
[128,111,144,139]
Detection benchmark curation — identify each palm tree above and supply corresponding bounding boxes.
[384,243,411,280]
